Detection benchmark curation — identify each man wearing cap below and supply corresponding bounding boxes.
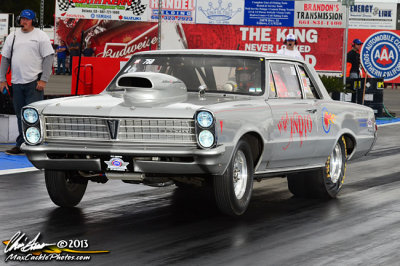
[277,34,304,61]
[0,9,54,155]
[346,39,363,78]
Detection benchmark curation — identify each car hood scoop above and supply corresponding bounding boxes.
[117,72,187,107]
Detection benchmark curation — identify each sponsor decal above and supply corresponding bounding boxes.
[358,118,373,128]
[277,112,313,150]
[3,231,109,262]
[322,107,335,133]
[361,31,400,81]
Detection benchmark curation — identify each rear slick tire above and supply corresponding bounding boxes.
[45,170,88,207]
[214,140,254,216]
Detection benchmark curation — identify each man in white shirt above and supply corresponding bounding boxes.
[277,34,304,61]
[0,9,54,155]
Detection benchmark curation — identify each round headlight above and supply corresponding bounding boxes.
[198,130,214,148]
[197,111,213,128]
[23,108,39,124]
[25,127,41,144]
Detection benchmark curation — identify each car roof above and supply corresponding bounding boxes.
[135,49,304,63]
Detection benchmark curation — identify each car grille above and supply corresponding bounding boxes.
[44,116,197,144]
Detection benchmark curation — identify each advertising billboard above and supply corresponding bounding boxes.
[349,3,397,29]
[294,1,346,28]
[56,0,149,22]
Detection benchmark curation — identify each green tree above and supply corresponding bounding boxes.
[0,0,56,27]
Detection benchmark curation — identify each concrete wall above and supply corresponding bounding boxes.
[0,114,18,143]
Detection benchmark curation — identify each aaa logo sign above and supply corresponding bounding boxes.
[361,31,400,81]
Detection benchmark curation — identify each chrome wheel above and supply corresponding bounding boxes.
[288,137,347,199]
[233,150,248,199]
[213,139,254,216]
[329,142,343,184]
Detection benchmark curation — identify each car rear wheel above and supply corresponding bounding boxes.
[287,136,347,198]
[214,140,254,216]
[45,170,88,207]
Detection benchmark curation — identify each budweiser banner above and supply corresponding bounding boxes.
[294,1,346,28]
[56,0,149,22]
[56,19,158,58]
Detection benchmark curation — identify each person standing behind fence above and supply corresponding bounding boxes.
[82,42,95,57]
[56,40,67,75]
[0,9,54,155]
[346,38,364,79]
[68,37,80,75]
[277,34,304,61]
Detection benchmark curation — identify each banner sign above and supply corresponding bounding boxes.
[361,31,400,81]
[397,4,400,30]
[56,0,149,21]
[349,3,397,29]
[56,19,158,58]
[55,18,343,72]
[0,14,8,37]
[0,14,8,50]
[196,0,244,25]
[294,1,345,28]
[244,0,294,27]
[180,24,343,71]
[149,0,195,23]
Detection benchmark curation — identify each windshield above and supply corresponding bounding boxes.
[107,54,265,95]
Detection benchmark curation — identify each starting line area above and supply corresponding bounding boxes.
[0,151,37,175]
[0,117,399,175]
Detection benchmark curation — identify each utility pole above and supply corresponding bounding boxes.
[157,0,162,50]
[40,0,44,30]
[341,0,354,86]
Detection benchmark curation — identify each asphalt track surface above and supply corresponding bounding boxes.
[1,124,400,265]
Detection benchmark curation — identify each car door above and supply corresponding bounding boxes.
[297,64,339,162]
[266,61,319,169]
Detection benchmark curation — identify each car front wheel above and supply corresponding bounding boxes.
[214,140,254,216]
[287,136,347,198]
[45,170,88,207]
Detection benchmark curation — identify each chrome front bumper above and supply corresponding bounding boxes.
[21,143,232,176]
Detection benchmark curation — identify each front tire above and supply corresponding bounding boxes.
[45,170,88,207]
[214,140,254,216]
[287,136,347,198]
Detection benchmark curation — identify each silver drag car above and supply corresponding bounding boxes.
[22,50,377,216]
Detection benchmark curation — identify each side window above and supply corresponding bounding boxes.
[298,65,320,99]
[270,62,302,99]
